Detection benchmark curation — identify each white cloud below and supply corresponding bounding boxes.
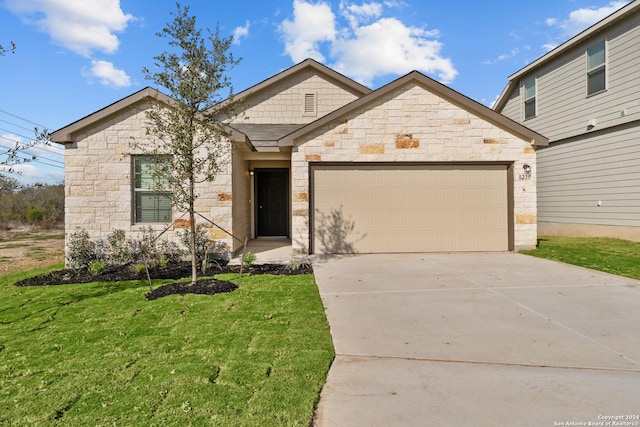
[82,60,131,88]
[332,18,456,85]
[541,43,559,52]
[5,0,134,57]
[340,1,383,28]
[233,21,251,45]
[279,0,337,63]
[483,48,520,65]
[279,0,457,86]
[546,1,630,37]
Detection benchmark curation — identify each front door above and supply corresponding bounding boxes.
[256,169,289,237]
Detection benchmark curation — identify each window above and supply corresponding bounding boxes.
[133,156,172,223]
[587,40,606,95]
[523,77,536,120]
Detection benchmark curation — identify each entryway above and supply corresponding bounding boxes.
[228,238,293,265]
[255,169,289,237]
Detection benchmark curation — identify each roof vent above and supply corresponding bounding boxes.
[304,93,316,116]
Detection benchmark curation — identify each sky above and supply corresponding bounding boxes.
[0,0,631,186]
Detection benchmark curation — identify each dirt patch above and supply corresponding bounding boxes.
[0,228,64,275]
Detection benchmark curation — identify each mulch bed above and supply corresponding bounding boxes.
[13,261,314,300]
[145,278,238,301]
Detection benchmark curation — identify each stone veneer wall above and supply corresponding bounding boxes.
[64,100,235,259]
[234,71,361,124]
[290,83,538,254]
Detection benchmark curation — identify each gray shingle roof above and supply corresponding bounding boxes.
[230,123,305,148]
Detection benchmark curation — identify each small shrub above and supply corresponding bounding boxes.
[179,224,211,265]
[285,260,309,272]
[130,263,147,274]
[94,239,108,262]
[106,229,130,265]
[157,239,183,264]
[88,260,107,276]
[158,256,170,268]
[243,251,256,268]
[66,228,98,268]
[129,226,159,265]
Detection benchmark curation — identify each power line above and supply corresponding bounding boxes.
[0,137,64,165]
[2,151,64,169]
[0,148,64,165]
[0,108,48,129]
[0,117,35,134]
[0,127,64,152]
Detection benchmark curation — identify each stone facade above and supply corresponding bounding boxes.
[58,61,543,261]
[290,82,538,253]
[234,71,361,124]
[64,100,235,253]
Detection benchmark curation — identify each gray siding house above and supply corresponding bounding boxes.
[495,0,640,241]
[52,59,546,258]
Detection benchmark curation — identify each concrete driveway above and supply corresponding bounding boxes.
[311,253,640,427]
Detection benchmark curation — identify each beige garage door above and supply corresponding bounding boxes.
[312,164,509,253]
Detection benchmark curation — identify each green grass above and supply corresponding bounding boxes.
[522,236,640,280]
[0,232,65,243]
[0,268,334,426]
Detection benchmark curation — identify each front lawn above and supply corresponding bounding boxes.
[0,268,334,426]
[521,236,640,280]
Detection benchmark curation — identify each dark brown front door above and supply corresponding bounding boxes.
[256,169,289,236]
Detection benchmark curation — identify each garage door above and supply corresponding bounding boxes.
[311,164,509,253]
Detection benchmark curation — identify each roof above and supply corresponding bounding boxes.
[229,123,304,150]
[279,70,548,148]
[51,58,371,145]
[230,58,371,103]
[494,0,640,111]
[50,87,170,143]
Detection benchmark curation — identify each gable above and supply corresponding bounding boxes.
[495,7,640,142]
[281,71,547,148]
[232,69,365,125]
[495,0,640,113]
[50,87,170,144]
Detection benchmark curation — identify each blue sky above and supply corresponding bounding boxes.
[0,0,630,185]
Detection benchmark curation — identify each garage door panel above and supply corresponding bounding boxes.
[312,165,509,253]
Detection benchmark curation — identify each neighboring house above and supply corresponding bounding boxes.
[494,0,640,241]
[51,59,547,258]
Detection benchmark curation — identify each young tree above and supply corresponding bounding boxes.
[134,3,241,285]
[1,128,50,175]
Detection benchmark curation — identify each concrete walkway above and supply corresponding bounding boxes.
[228,238,295,265]
[311,253,640,426]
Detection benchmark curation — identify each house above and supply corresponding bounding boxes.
[494,0,640,241]
[51,59,547,258]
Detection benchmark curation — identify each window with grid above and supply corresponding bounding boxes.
[133,156,172,223]
[587,40,606,96]
[523,77,536,120]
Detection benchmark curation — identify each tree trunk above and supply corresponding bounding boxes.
[189,180,197,286]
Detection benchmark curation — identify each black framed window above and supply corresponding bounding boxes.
[133,156,172,223]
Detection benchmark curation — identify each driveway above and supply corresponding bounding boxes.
[311,253,640,427]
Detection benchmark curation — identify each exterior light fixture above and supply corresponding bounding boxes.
[249,168,254,176]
